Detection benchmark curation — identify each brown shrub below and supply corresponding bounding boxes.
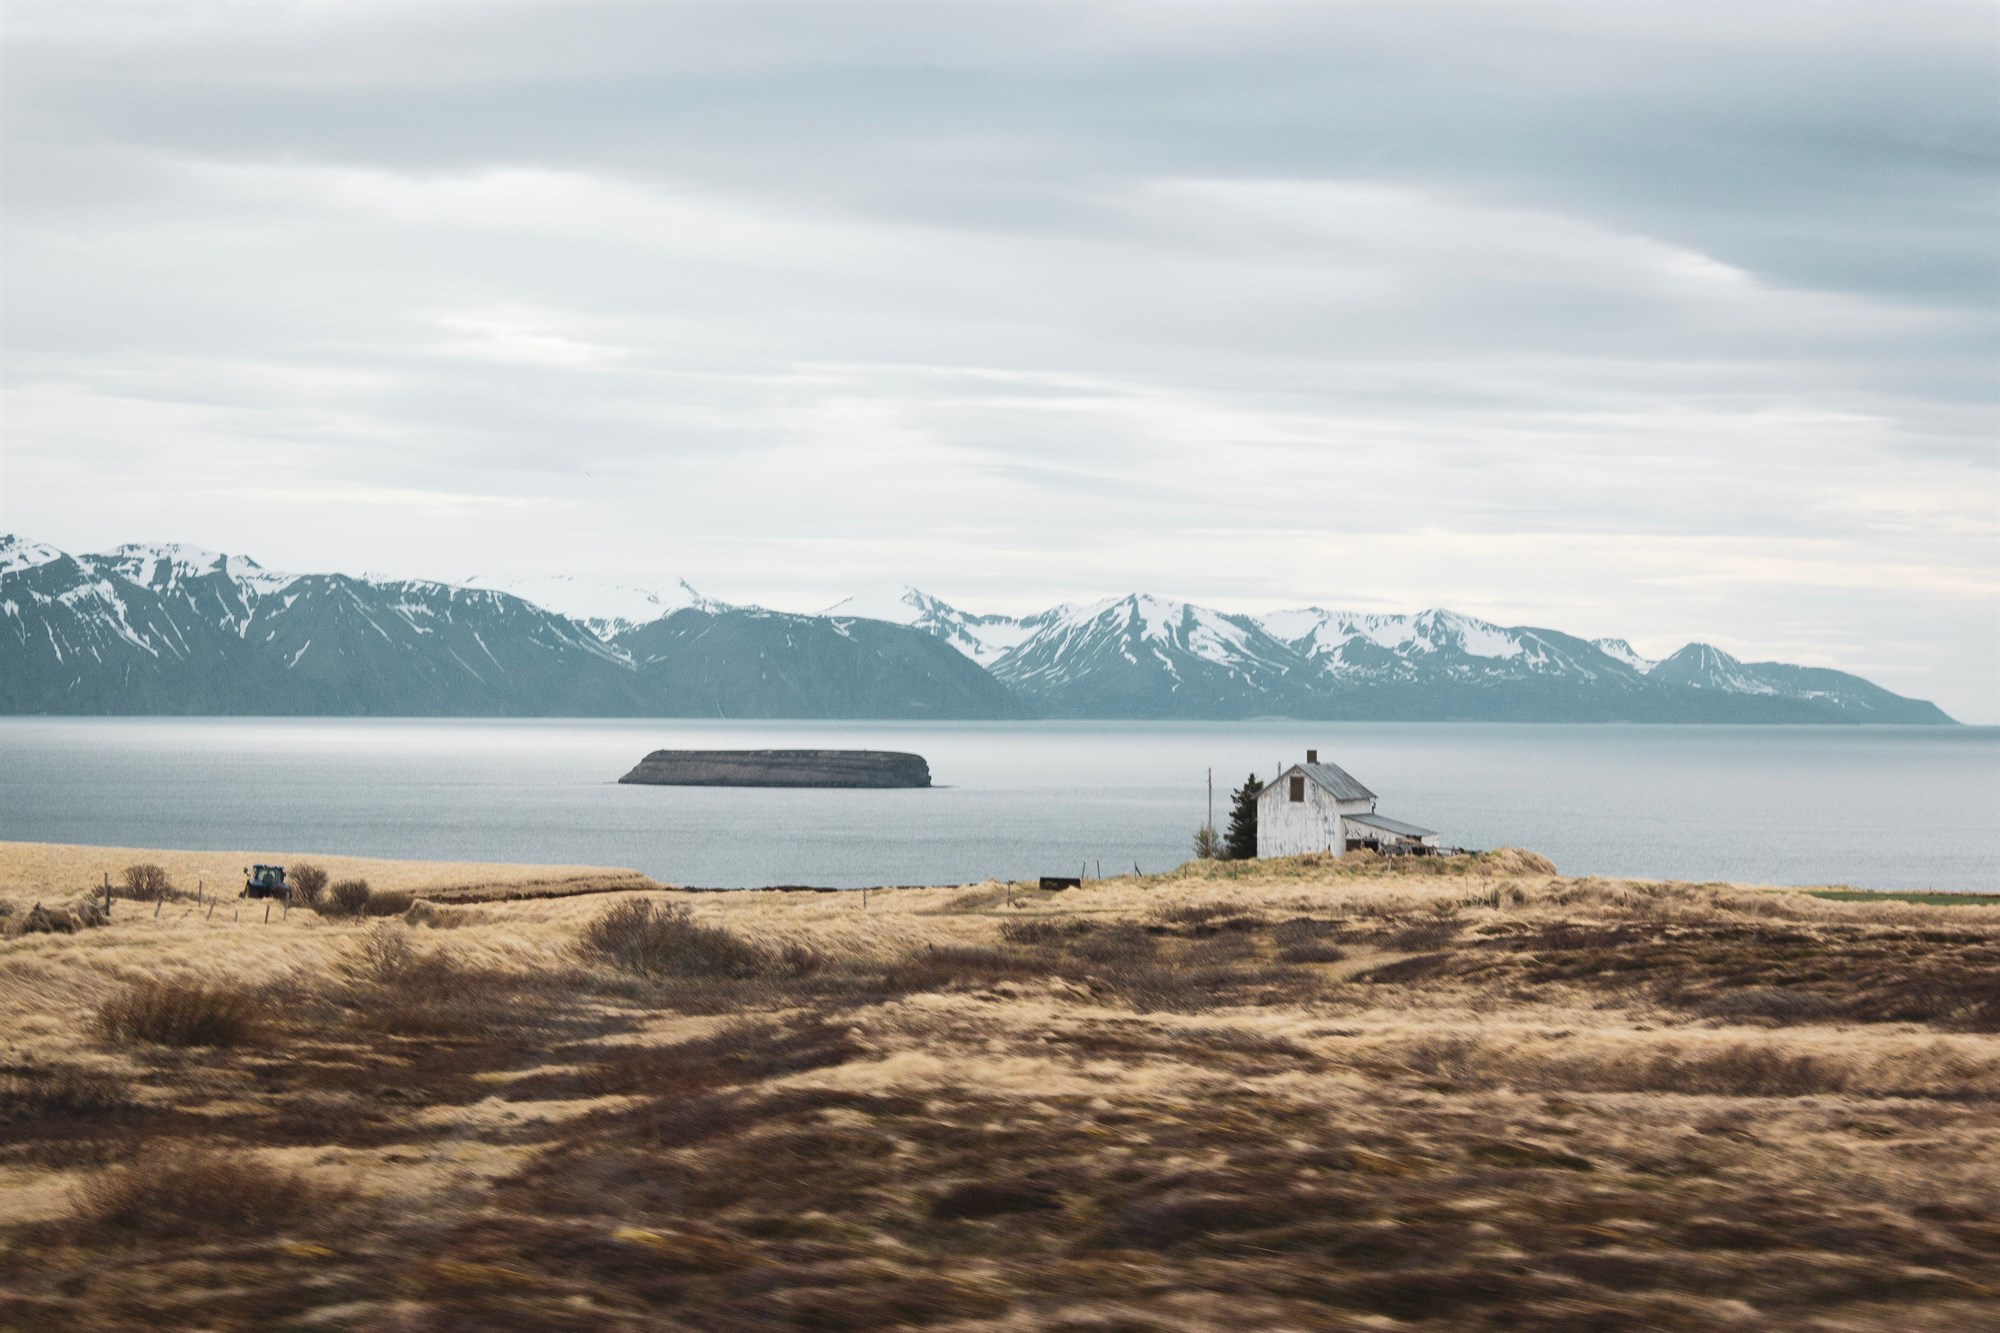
[94,977,262,1047]
[15,903,85,935]
[120,863,172,899]
[352,922,420,982]
[78,1151,346,1236]
[363,888,415,917]
[324,879,372,918]
[580,900,769,979]
[289,863,329,908]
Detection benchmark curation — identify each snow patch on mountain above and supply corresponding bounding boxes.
[462,574,709,640]
[0,535,66,577]
[1593,638,1658,674]
[996,594,1301,693]
[1649,643,1779,695]
[93,542,295,597]
[823,584,1054,667]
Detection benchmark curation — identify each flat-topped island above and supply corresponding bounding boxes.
[617,749,932,788]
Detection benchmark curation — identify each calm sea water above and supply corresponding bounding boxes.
[0,719,1994,892]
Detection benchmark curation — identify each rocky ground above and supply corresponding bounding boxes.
[1,846,1996,1330]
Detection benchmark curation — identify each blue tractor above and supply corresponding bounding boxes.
[242,864,288,900]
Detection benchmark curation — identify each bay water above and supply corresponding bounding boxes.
[0,718,1994,891]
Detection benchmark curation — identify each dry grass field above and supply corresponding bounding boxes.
[0,840,660,905]
[3,844,1998,1330]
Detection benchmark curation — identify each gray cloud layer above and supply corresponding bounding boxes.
[2,2,1995,717]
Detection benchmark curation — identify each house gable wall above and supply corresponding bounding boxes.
[1257,768,1372,857]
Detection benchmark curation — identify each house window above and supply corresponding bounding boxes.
[1289,775,1305,802]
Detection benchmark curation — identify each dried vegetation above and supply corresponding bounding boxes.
[1,847,1997,1330]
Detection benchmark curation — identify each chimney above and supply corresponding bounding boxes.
[1306,749,1318,764]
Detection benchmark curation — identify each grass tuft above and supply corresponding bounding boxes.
[78,1151,348,1236]
[579,899,770,978]
[94,977,263,1047]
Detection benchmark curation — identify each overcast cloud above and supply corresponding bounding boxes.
[1,1,1995,718]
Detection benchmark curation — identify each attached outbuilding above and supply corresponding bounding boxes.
[1342,811,1440,853]
[1255,749,1440,858]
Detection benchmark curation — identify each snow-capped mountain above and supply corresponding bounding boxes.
[0,537,1026,719]
[1644,643,1930,720]
[1,535,1955,722]
[1259,608,1648,690]
[1,537,634,715]
[816,582,1951,723]
[462,573,713,641]
[1593,638,1658,674]
[989,594,1316,717]
[821,585,1057,667]
[1650,643,1776,694]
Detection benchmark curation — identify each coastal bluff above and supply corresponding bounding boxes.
[617,749,931,788]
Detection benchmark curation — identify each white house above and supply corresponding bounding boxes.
[1256,750,1440,858]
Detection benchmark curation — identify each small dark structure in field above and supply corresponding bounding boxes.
[242,864,288,900]
[618,749,931,788]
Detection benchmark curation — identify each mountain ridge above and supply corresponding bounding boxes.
[0,536,1955,723]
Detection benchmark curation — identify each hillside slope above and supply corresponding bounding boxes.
[3,851,1995,1328]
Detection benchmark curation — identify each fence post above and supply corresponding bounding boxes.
[263,902,271,925]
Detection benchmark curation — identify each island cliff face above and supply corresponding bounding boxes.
[617,749,932,788]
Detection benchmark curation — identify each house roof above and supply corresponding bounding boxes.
[1269,761,1375,803]
[1347,811,1437,838]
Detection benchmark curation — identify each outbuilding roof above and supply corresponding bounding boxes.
[1278,761,1376,803]
[1346,811,1437,838]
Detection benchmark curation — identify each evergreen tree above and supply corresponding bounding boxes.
[1223,773,1263,860]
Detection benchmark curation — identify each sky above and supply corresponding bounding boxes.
[1,1,1996,720]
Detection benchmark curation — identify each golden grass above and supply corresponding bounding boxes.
[0,838,661,904]
[1,844,1996,1330]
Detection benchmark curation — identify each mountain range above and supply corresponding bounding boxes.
[0,536,1953,723]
